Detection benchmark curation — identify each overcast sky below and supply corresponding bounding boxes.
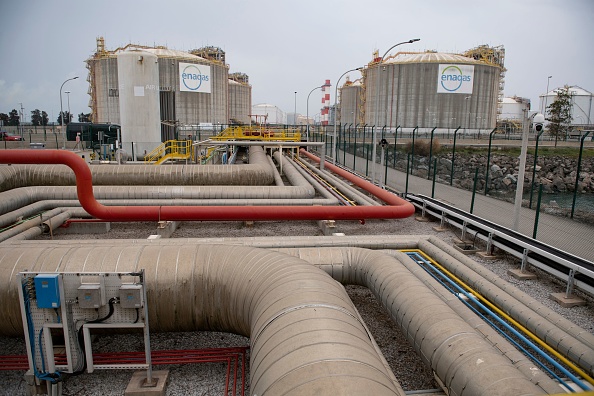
[1,0,592,123]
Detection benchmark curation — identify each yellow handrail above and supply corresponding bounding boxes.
[211,126,301,142]
[144,140,194,164]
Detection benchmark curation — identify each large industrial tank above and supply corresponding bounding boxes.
[338,77,364,127]
[364,52,502,130]
[228,73,252,124]
[87,39,236,143]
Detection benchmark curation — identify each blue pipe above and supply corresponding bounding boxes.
[406,252,588,392]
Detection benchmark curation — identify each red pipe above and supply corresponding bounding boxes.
[0,150,415,222]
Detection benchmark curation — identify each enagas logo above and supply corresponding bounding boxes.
[438,64,474,94]
[181,64,209,91]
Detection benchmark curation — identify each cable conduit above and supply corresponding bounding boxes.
[419,237,594,377]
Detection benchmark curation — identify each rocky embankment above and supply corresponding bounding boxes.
[385,151,593,194]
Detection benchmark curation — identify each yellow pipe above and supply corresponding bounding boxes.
[401,249,594,387]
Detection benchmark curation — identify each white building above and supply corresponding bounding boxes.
[539,86,594,126]
[251,104,287,125]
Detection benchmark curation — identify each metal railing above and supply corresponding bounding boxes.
[143,140,194,164]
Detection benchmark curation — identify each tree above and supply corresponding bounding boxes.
[546,86,573,147]
[57,111,73,125]
[31,109,50,126]
[8,109,20,126]
[78,112,92,123]
[0,113,8,127]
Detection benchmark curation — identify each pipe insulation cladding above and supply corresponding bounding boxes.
[0,150,415,222]
[0,243,406,396]
[0,239,548,395]
[0,145,275,190]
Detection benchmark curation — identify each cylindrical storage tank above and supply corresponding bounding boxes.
[154,48,229,130]
[338,78,363,127]
[500,96,530,121]
[539,86,594,127]
[87,56,120,124]
[117,50,161,155]
[364,52,501,130]
[228,77,252,124]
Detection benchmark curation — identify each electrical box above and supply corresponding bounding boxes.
[119,284,144,308]
[78,284,103,309]
[34,274,61,308]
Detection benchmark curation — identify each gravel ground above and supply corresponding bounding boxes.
[2,215,593,395]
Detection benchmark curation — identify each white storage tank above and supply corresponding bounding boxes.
[116,50,161,156]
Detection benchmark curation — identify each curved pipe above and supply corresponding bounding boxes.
[0,150,415,222]
[275,246,545,395]
[0,243,406,396]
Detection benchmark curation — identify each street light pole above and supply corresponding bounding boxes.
[371,38,420,183]
[65,91,71,123]
[294,91,297,126]
[307,86,322,141]
[60,76,78,149]
[332,67,363,164]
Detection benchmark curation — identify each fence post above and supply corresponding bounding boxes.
[384,145,389,186]
[571,131,591,218]
[470,167,479,214]
[450,126,461,186]
[393,125,400,168]
[431,158,437,198]
[427,126,437,179]
[533,183,544,239]
[410,126,418,175]
[484,128,498,195]
[353,126,357,170]
[405,153,410,198]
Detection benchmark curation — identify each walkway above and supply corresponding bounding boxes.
[337,150,594,262]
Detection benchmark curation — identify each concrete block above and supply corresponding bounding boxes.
[432,226,448,232]
[507,268,537,280]
[156,221,179,238]
[147,235,161,240]
[125,370,169,396]
[318,220,338,236]
[415,216,431,222]
[57,222,110,234]
[452,243,479,255]
[476,251,498,260]
[549,293,586,308]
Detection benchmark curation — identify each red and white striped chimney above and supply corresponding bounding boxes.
[321,79,331,125]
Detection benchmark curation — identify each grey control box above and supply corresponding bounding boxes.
[119,284,144,308]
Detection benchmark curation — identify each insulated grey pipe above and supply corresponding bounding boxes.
[284,154,345,202]
[266,156,285,186]
[0,146,274,190]
[420,237,594,377]
[294,154,380,206]
[275,246,544,395]
[387,249,563,394]
[4,211,72,242]
[0,208,65,242]
[0,184,318,215]
[0,243,405,396]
